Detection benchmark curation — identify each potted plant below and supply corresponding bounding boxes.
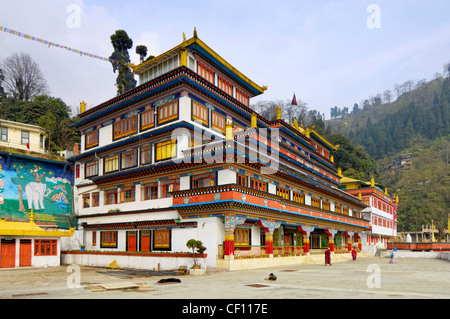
[186,239,207,275]
[80,245,86,252]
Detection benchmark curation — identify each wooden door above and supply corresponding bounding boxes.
[140,230,150,252]
[20,240,32,267]
[1,239,16,268]
[127,231,137,252]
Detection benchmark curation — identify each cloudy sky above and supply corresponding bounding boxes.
[1,0,449,118]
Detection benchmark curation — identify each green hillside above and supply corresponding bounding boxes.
[325,75,450,236]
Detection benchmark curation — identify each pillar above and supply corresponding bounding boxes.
[325,228,338,253]
[257,219,281,258]
[224,215,246,259]
[298,225,315,256]
[355,233,362,251]
[345,231,354,252]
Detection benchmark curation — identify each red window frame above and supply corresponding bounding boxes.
[82,193,90,208]
[104,154,119,173]
[121,149,138,169]
[153,229,171,250]
[34,240,57,256]
[157,101,178,125]
[140,108,155,131]
[85,160,98,178]
[218,76,233,95]
[142,182,158,200]
[250,178,267,192]
[237,174,247,187]
[101,231,117,248]
[293,192,304,204]
[140,144,152,165]
[197,62,215,83]
[85,130,99,149]
[234,228,250,246]
[105,189,118,205]
[192,100,209,126]
[276,187,290,200]
[119,186,135,203]
[236,89,249,106]
[211,111,225,133]
[160,179,180,198]
[92,192,99,207]
[113,116,137,140]
[192,173,216,189]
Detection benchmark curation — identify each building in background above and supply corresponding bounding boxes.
[340,176,398,250]
[0,120,75,268]
[69,30,369,270]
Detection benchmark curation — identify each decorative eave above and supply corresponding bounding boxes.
[131,31,267,97]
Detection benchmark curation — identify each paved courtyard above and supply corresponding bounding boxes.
[0,257,448,300]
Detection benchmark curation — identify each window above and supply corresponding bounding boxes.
[104,154,119,173]
[343,207,349,215]
[101,231,117,248]
[85,130,99,149]
[119,186,135,203]
[250,178,267,192]
[121,149,137,169]
[82,194,90,208]
[113,116,137,140]
[237,174,247,187]
[157,100,178,124]
[192,101,209,126]
[236,89,249,106]
[234,228,250,246]
[40,134,44,148]
[211,111,225,133]
[197,63,215,83]
[160,179,179,198]
[277,187,290,200]
[142,182,158,200]
[34,240,57,256]
[218,76,233,96]
[0,127,7,141]
[293,192,304,204]
[92,192,100,207]
[21,130,29,145]
[140,144,152,165]
[105,189,118,205]
[322,201,330,211]
[92,231,97,246]
[335,203,341,213]
[75,164,80,179]
[155,139,177,161]
[85,160,98,178]
[153,229,171,250]
[192,173,216,189]
[311,197,321,208]
[141,108,155,131]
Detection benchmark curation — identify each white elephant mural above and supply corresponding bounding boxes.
[25,181,47,210]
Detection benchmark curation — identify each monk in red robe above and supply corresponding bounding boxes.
[325,248,331,266]
[351,247,357,260]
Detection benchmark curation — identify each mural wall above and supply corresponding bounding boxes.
[0,153,75,229]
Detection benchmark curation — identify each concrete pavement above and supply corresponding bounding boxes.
[0,256,449,300]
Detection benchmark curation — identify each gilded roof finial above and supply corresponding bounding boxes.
[182,32,186,41]
[193,27,198,38]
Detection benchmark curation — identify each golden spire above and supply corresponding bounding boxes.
[182,32,186,41]
[337,167,343,177]
[370,176,375,187]
[193,27,198,38]
[251,113,257,128]
[276,106,282,120]
[225,120,233,141]
[29,208,35,224]
[80,100,86,113]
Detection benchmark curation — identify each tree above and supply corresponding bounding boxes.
[383,90,392,103]
[135,45,148,63]
[186,239,206,269]
[1,52,48,100]
[109,30,136,95]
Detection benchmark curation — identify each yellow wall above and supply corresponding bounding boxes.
[0,120,47,154]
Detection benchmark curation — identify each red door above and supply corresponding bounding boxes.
[127,231,137,252]
[20,240,32,267]
[1,239,16,268]
[140,230,150,252]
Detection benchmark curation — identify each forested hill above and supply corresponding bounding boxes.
[326,76,450,160]
[325,74,449,236]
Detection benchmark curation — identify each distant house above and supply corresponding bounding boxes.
[395,153,412,167]
[340,176,398,250]
[0,119,48,154]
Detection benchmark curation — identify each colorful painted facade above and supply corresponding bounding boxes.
[340,176,398,249]
[0,120,75,268]
[70,30,369,269]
